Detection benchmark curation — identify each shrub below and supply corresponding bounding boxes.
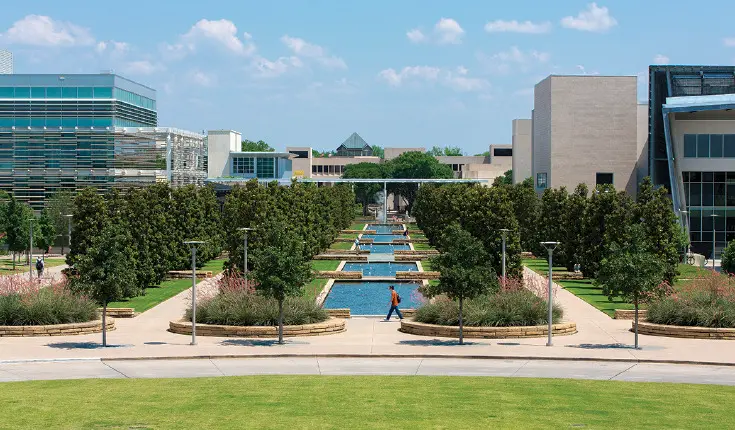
[186,287,328,326]
[647,271,735,328]
[415,282,563,327]
[722,240,735,275]
[0,276,98,326]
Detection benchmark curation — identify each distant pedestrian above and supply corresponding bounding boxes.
[35,257,44,279]
[384,285,403,321]
[403,229,408,237]
[354,238,360,251]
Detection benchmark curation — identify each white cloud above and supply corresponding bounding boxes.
[492,46,550,63]
[251,55,303,78]
[406,28,426,43]
[190,70,216,87]
[575,65,599,75]
[180,19,256,56]
[478,47,550,75]
[445,67,489,92]
[377,65,488,92]
[121,60,164,75]
[378,66,442,86]
[654,54,670,65]
[724,38,735,47]
[561,3,617,32]
[434,18,464,44]
[0,15,94,46]
[484,20,551,34]
[95,40,129,55]
[280,35,347,69]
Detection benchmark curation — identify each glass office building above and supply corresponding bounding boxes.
[0,74,204,209]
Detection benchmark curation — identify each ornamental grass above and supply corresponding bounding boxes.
[0,276,98,326]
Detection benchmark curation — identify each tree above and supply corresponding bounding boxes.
[45,191,75,254]
[35,209,56,255]
[561,184,588,271]
[371,145,385,159]
[474,151,491,157]
[249,219,312,344]
[384,151,453,213]
[534,187,569,265]
[428,223,498,344]
[312,149,335,158]
[241,139,274,152]
[342,162,386,215]
[72,223,138,347]
[594,224,666,349]
[4,196,34,269]
[427,146,463,156]
[722,240,735,275]
[508,178,539,252]
[68,188,108,267]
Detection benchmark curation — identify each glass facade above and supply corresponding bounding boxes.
[683,171,735,257]
[256,157,275,178]
[683,134,735,158]
[232,157,254,174]
[536,172,547,189]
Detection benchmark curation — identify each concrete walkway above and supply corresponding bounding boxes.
[1,266,735,367]
[2,357,734,385]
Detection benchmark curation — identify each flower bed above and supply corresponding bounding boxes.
[0,276,98,326]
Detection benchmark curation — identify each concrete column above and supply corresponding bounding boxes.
[383,181,388,223]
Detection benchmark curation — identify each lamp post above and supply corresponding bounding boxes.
[237,227,253,276]
[499,229,510,282]
[28,218,35,281]
[183,240,205,345]
[680,210,690,259]
[540,241,560,347]
[710,213,719,270]
[64,214,73,255]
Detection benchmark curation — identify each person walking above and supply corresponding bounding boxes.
[354,237,360,252]
[35,257,44,279]
[384,285,403,321]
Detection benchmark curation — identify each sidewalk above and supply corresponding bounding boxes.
[1,267,735,365]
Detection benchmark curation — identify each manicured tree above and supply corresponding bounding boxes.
[45,191,75,254]
[634,177,681,283]
[249,219,313,344]
[594,224,666,349]
[508,178,539,253]
[68,188,108,267]
[5,196,34,269]
[579,185,632,278]
[534,187,569,265]
[722,240,735,275]
[241,139,275,152]
[72,223,138,347]
[384,151,454,213]
[561,184,588,271]
[35,209,56,255]
[342,162,386,215]
[428,223,498,345]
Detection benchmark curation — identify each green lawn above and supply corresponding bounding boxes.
[311,260,340,271]
[348,222,366,230]
[329,242,353,250]
[109,259,226,313]
[338,233,359,239]
[304,278,328,300]
[1,376,733,429]
[413,243,435,251]
[0,257,66,275]
[410,233,427,240]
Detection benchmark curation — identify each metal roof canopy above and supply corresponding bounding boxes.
[299,178,489,184]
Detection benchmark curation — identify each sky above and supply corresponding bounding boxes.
[1,1,735,155]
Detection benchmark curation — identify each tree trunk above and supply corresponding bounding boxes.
[634,298,639,350]
[102,302,107,347]
[11,252,15,270]
[278,298,284,345]
[458,295,464,345]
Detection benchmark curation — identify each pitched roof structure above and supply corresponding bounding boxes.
[338,132,371,150]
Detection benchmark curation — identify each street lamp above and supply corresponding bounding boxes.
[237,227,253,276]
[183,240,205,346]
[680,210,690,258]
[499,229,511,282]
[540,241,560,347]
[64,214,73,255]
[28,218,35,281]
[710,213,719,270]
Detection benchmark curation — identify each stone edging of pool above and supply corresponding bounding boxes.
[0,319,115,337]
[168,318,346,338]
[633,321,735,340]
[400,320,577,339]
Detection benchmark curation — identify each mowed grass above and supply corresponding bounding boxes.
[304,278,328,301]
[108,259,226,313]
[1,376,733,429]
[349,222,366,230]
[413,243,435,251]
[311,260,340,271]
[0,257,65,275]
[329,242,353,250]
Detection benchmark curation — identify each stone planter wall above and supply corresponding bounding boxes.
[327,309,350,318]
[169,318,346,338]
[615,309,648,320]
[168,270,212,280]
[633,321,735,339]
[342,229,376,234]
[394,250,438,255]
[0,319,115,337]
[315,255,368,261]
[358,239,374,244]
[323,249,369,255]
[552,273,583,281]
[391,229,407,235]
[98,308,135,318]
[394,255,425,261]
[316,271,362,279]
[396,271,440,280]
[400,320,577,339]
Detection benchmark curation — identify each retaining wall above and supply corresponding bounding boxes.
[99,308,135,318]
[168,271,212,280]
[315,255,368,261]
[0,319,115,337]
[614,309,648,320]
[168,318,346,338]
[400,320,577,339]
[396,271,440,280]
[634,321,735,339]
[316,271,362,279]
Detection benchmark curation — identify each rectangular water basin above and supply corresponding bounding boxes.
[367,224,403,234]
[360,244,411,254]
[342,262,418,277]
[361,234,405,243]
[323,281,424,315]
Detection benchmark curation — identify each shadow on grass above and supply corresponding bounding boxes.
[46,342,133,350]
[220,339,310,347]
[398,339,482,346]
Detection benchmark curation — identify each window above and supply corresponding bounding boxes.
[232,157,254,174]
[596,173,614,186]
[726,135,735,158]
[536,173,547,189]
[31,87,45,98]
[93,87,112,98]
[257,157,275,178]
[317,165,323,174]
[711,135,724,158]
[312,165,317,173]
[290,150,309,159]
[46,87,62,98]
[78,87,94,98]
[62,87,77,98]
[697,134,709,158]
[493,148,513,157]
[684,134,697,158]
[0,87,13,98]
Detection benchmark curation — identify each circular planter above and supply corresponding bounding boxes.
[0,319,115,337]
[633,321,735,340]
[400,320,577,339]
[169,318,346,338]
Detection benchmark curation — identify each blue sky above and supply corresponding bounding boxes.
[1,1,734,155]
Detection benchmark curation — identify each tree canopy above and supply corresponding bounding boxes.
[427,146,463,156]
[383,151,454,212]
[343,162,388,215]
[241,140,274,152]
